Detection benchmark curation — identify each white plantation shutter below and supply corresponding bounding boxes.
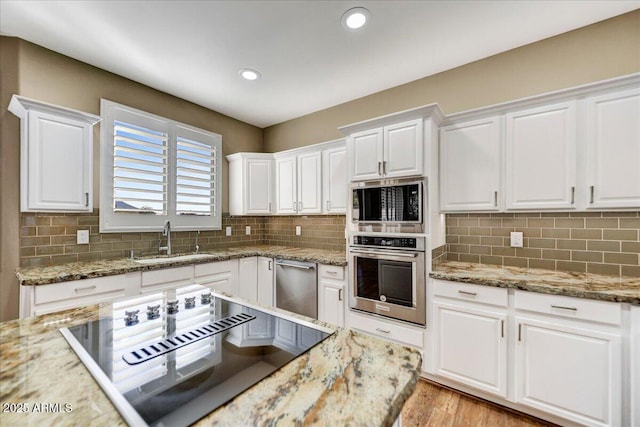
[113,121,168,215]
[100,100,222,231]
[176,137,216,216]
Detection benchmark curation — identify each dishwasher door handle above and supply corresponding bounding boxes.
[275,261,314,270]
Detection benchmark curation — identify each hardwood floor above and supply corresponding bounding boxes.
[402,380,557,427]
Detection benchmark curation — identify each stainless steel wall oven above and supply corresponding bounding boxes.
[348,235,426,326]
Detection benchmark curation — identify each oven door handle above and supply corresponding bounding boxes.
[349,249,419,258]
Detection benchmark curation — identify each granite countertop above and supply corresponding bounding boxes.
[16,245,347,286]
[431,261,640,305]
[0,296,421,426]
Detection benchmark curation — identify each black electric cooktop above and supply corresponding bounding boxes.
[60,285,333,427]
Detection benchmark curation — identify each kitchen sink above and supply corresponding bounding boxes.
[134,254,214,264]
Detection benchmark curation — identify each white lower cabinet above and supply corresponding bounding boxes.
[514,315,621,427]
[237,256,274,306]
[193,259,239,297]
[432,280,508,397]
[433,301,507,397]
[318,264,346,327]
[430,280,626,427]
[20,273,139,317]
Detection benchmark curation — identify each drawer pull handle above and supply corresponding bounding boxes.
[590,186,595,204]
[494,191,498,207]
[75,285,97,293]
[501,320,504,338]
[551,305,577,311]
[375,327,390,334]
[458,290,477,296]
[570,186,575,204]
[338,289,343,301]
[518,324,522,341]
[326,271,337,275]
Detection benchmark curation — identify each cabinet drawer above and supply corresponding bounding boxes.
[319,264,344,280]
[349,311,423,348]
[34,275,126,305]
[142,266,193,289]
[194,260,237,277]
[433,279,508,308]
[514,290,621,326]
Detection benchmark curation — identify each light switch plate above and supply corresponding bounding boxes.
[225,226,232,236]
[77,230,90,245]
[510,231,523,248]
[245,226,251,235]
[295,226,301,236]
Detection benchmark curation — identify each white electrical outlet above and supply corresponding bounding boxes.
[77,230,90,245]
[295,226,301,236]
[245,226,251,235]
[226,226,232,236]
[510,231,523,248]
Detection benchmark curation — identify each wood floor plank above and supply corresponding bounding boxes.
[402,380,558,427]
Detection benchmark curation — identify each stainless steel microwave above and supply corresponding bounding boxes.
[349,178,425,234]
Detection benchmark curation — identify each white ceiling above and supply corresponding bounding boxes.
[1,1,638,128]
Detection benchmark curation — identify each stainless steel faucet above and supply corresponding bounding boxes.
[159,220,171,255]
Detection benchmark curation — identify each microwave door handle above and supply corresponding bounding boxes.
[350,249,419,258]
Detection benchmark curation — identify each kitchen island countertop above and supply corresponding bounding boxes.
[431,261,640,305]
[16,245,347,286]
[0,299,420,426]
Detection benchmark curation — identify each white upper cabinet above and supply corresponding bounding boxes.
[9,95,101,212]
[440,117,502,211]
[505,101,577,210]
[348,119,423,181]
[227,153,274,215]
[275,150,322,214]
[585,87,640,209]
[322,142,347,214]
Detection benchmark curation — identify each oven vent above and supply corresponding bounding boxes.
[122,312,256,365]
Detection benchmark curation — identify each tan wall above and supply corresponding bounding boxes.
[1,38,21,321]
[15,39,264,211]
[263,10,640,152]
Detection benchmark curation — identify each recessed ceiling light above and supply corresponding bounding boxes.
[341,7,370,30]
[239,68,261,81]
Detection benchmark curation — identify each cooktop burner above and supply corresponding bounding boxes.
[60,285,333,427]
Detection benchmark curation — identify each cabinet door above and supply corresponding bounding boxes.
[349,128,383,181]
[505,102,577,210]
[297,151,322,214]
[384,119,423,178]
[440,117,501,211]
[586,88,640,209]
[318,281,344,327]
[238,257,258,302]
[275,156,297,214]
[245,158,273,214]
[434,301,507,397]
[257,257,274,306]
[26,110,92,212]
[322,146,347,213]
[515,316,621,427]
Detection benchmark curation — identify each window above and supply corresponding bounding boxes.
[100,100,222,232]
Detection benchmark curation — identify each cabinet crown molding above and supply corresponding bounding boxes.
[8,95,102,124]
[441,72,640,125]
[338,103,443,135]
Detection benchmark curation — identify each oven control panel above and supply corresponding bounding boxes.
[352,235,417,249]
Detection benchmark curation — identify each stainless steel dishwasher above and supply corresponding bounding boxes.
[275,259,317,319]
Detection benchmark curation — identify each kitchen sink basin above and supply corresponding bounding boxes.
[134,254,213,264]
